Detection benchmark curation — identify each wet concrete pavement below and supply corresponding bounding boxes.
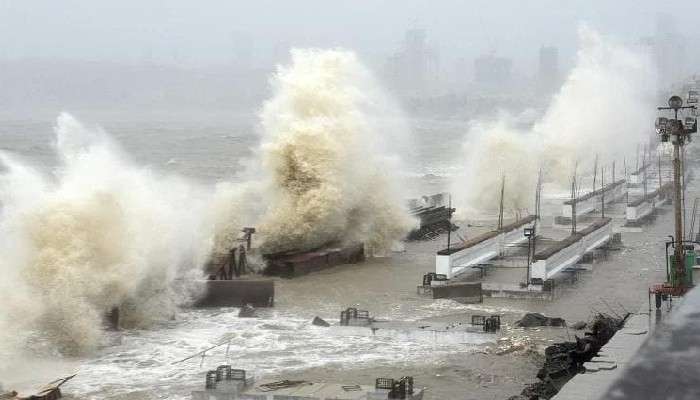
[252,192,679,399]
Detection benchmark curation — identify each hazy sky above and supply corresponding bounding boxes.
[1,0,698,72]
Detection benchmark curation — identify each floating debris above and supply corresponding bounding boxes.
[2,375,76,400]
[191,367,424,399]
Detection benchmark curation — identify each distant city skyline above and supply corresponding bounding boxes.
[0,0,697,75]
[0,1,696,116]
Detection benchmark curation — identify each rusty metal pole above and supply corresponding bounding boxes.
[498,175,505,230]
[447,194,452,250]
[601,166,605,218]
[592,154,598,192]
[571,178,577,234]
[658,151,663,189]
[612,161,616,183]
[673,139,685,286]
[657,96,697,290]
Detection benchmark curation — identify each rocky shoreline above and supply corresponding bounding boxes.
[509,313,626,400]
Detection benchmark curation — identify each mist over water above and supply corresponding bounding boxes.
[253,49,413,255]
[455,27,657,215]
[0,114,207,357]
[0,49,415,361]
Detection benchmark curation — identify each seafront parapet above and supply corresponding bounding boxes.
[531,218,612,282]
[435,215,537,279]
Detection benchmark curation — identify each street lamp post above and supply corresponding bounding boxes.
[524,227,535,284]
[657,95,697,290]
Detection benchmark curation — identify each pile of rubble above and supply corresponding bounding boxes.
[406,221,458,241]
[509,313,626,400]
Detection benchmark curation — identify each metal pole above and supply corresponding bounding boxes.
[571,178,577,234]
[658,151,663,190]
[673,137,685,286]
[612,161,616,183]
[447,194,452,250]
[643,145,648,199]
[657,97,697,290]
[624,157,629,205]
[498,175,505,230]
[682,145,687,242]
[526,235,531,284]
[601,166,605,218]
[531,227,537,267]
[592,154,598,192]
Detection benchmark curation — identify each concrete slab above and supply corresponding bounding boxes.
[599,285,700,399]
[551,305,653,400]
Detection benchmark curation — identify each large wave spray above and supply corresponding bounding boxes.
[255,49,413,255]
[456,27,656,215]
[0,114,204,356]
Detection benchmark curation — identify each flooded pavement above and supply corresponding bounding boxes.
[1,188,679,400]
[16,191,676,400]
[0,116,688,399]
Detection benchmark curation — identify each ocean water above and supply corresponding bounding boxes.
[0,113,500,399]
[0,114,467,191]
[0,111,680,399]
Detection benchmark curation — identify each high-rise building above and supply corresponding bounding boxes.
[385,28,439,98]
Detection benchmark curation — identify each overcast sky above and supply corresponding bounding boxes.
[1,0,698,73]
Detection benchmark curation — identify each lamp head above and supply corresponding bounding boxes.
[668,95,683,110]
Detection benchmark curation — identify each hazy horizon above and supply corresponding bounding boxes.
[1,1,698,70]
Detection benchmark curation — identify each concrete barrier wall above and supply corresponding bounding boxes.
[562,196,599,218]
[561,180,626,218]
[608,183,628,203]
[436,216,535,279]
[194,279,274,307]
[431,282,482,300]
[626,200,653,222]
[625,182,671,225]
[628,172,643,186]
[264,243,365,277]
[531,220,612,281]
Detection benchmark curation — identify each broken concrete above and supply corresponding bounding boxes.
[194,279,274,308]
[311,316,331,327]
[516,313,625,399]
[515,313,566,328]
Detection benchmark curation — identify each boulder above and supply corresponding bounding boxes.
[312,316,331,327]
[516,312,566,327]
[514,313,626,400]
